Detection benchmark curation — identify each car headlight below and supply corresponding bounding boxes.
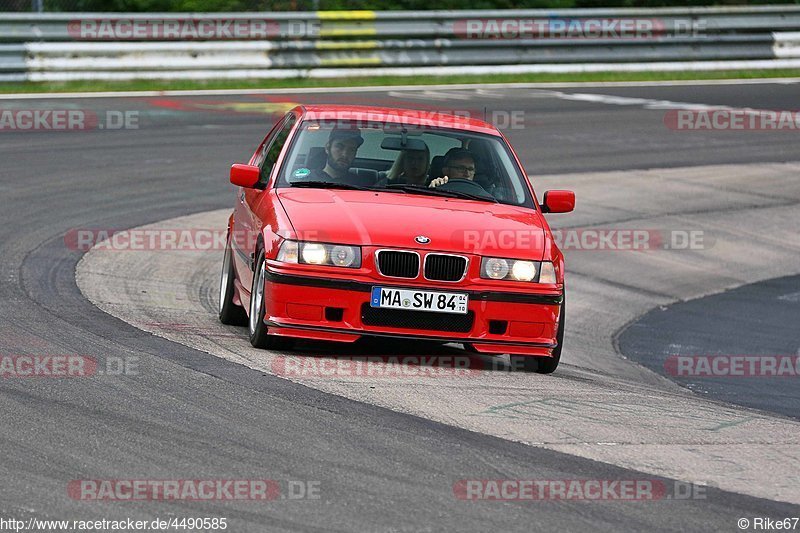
[538,261,557,284]
[482,257,509,279]
[301,243,327,264]
[511,260,537,282]
[330,245,358,267]
[277,240,361,268]
[480,257,557,283]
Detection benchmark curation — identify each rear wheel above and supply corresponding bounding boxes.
[218,233,247,326]
[248,249,294,350]
[511,298,565,374]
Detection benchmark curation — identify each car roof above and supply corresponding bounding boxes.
[295,105,502,136]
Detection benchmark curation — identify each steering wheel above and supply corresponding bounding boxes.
[437,178,491,196]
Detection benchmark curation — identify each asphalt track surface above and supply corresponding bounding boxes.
[1,81,799,531]
[619,274,800,419]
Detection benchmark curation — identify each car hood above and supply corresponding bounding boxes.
[277,189,547,260]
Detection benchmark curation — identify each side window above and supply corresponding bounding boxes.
[259,114,297,184]
[252,121,281,168]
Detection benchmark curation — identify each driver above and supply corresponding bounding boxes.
[309,125,371,186]
[428,148,477,188]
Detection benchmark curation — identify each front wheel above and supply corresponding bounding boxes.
[511,298,565,374]
[248,249,294,351]
[219,232,247,326]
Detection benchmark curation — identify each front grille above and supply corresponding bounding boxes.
[376,250,419,278]
[424,254,467,282]
[361,304,474,333]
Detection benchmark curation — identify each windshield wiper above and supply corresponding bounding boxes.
[386,184,498,203]
[290,180,372,191]
[444,190,499,203]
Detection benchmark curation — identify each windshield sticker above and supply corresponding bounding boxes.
[293,168,311,179]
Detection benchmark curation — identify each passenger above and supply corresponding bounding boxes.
[385,145,430,186]
[309,125,370,186]
[428,148,477,188]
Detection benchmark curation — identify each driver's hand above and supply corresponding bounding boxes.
[429,176,449,188]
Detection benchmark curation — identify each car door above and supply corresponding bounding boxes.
[232,113,298,295]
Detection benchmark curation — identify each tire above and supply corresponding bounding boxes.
[462,343,480,353]
[511,297,565,374]
[218,233,248,326]
[248,249,294,350]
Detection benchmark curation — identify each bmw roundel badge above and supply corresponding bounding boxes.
[415,235,431,245]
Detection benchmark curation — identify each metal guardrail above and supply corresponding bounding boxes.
[2,7,800,41]
[23,36,779,71]
[2,7,800,81]
[774,30,800,57]
[0,44,25,72]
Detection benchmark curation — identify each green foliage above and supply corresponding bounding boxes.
[317,0,573,9]
[47,0,307,12]
[43,0,800,12]
[574,0,797,6]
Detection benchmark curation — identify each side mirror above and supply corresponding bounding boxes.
[230,164,261,188]
[541,190,575,213]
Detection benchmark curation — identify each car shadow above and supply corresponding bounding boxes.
[277,336,525,374]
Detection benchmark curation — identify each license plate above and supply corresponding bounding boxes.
[370,287,469,315]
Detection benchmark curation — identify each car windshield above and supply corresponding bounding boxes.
[276,119,534,208]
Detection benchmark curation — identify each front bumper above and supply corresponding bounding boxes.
[261,268,563,356]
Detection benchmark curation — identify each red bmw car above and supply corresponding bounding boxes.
[219,105,574,373]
